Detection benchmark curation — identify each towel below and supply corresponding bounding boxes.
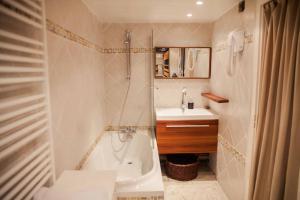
[169,48,182,77]
[227,30,245,76]
[185,48,196,77]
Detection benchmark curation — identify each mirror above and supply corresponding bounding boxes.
[155,47,211,79]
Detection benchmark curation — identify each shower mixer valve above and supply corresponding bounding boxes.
[120,127,136,139]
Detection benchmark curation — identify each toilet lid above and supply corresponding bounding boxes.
[41,170,116,200]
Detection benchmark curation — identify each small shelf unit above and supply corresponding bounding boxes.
[201,92,229,103]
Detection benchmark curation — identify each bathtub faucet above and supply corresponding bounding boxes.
[120,127,136,139]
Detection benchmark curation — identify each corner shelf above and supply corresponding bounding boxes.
[201,92,229,103]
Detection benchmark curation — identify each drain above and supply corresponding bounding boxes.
[127,162,132,165]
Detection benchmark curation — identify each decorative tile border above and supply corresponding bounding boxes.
[103,48,154,54]
[214,33,254,52]
[117,196,164,200]
[47,19,103,53]
[105,126,152,131]
[218,134,246,165]
[75,133,103,170]
[46,19,153,54]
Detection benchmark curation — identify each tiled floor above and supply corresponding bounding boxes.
[162,161,228,200]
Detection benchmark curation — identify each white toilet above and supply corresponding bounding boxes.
[34,170,116,200]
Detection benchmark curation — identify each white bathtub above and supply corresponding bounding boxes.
[82,130,164,198]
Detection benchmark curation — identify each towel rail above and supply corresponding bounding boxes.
[0,77,45,85]
[0,54,44,64]
[13,167,51,200]
[0,1,55,198]
[0,5,42,29]
[0,66,44,73]
[0,110,46,133]
[3,0,43,20]
[0,150,50,196]
[0,102,46,122]
[3,162,51,200]
[0,42,44,55]
[0,30,43,46]
[0,142,49,185]
[22,0,42,12]
[25,173,51,200]
[0,94,45,109]
[0,126,47,160]
[0,118,47,148]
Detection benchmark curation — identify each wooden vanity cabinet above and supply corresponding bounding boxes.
[156,120,218,154]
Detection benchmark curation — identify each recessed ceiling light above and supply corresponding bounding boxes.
[196,1,203,5]
[187,13,192,17]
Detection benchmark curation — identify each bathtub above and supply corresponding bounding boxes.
[82,130,164,198]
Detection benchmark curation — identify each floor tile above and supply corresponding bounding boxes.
[162,161,228,200]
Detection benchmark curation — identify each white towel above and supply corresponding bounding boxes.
[185,48,195,77]
[227,30,245,76]
[169,48,182,77]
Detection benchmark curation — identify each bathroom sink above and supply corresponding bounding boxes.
[155,108,218,120]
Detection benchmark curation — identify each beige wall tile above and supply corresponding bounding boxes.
[209,0,257,199]
[46,0,105,177]
[103,23,213,127]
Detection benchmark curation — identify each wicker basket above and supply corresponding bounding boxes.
[165,154,199,181]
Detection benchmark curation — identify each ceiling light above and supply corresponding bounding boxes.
[187,13,192,17]
[196,1,203,5]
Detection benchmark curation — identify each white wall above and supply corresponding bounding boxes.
[46,0,105,177]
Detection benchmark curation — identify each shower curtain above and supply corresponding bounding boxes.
[249,0,300,199]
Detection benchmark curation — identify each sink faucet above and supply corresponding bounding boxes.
[181,87,187,112]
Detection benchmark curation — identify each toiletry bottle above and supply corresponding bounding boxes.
[188,99,194,109]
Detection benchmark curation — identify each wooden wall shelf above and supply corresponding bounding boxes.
[201,92,229,103]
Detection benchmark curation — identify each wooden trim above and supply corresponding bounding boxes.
[156,119,218,154]
[208,47,212,78]
[201,92,229,103]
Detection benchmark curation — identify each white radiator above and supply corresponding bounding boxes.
[0,0,55,199]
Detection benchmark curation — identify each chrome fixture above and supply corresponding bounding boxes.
[114,30,133,144]
[124,30,131,79]
[120,127,136,140]
[181,87,187,112]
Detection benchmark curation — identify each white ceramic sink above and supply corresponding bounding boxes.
[155,108,218,120]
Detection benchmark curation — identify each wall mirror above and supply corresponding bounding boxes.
[155,47,211,79]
